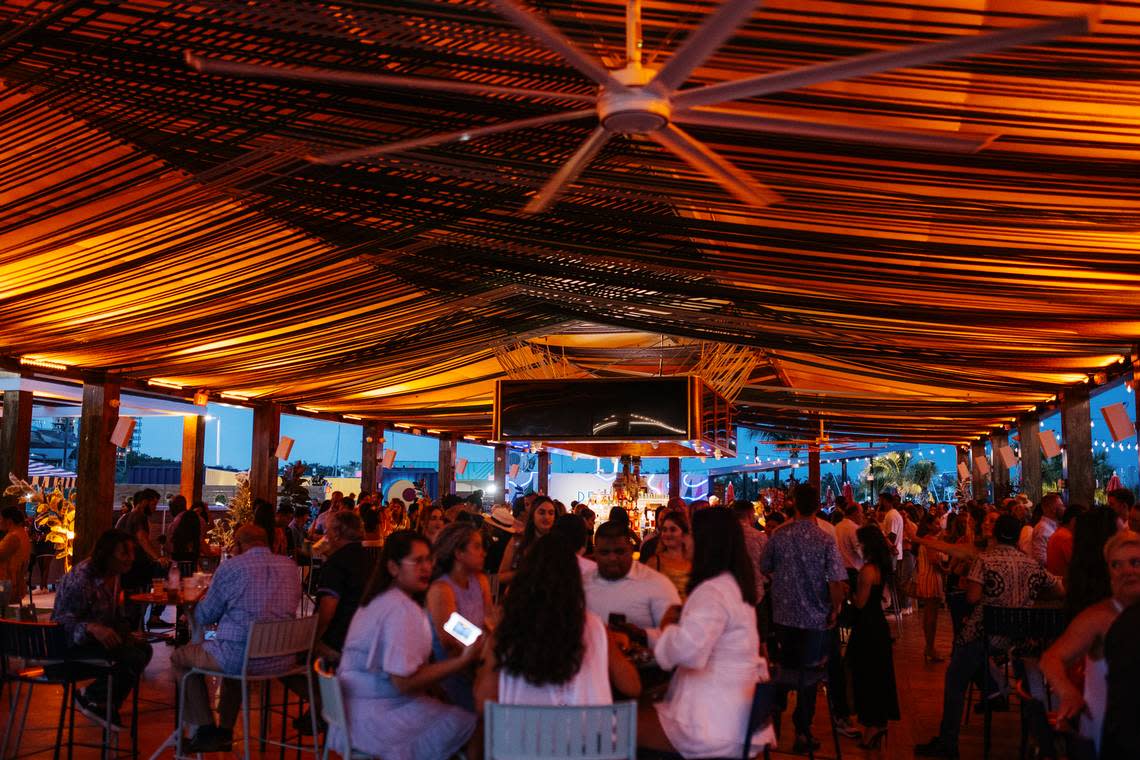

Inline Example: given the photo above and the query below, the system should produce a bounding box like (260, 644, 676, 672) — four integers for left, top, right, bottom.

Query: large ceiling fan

(186, 1, 1087, 213)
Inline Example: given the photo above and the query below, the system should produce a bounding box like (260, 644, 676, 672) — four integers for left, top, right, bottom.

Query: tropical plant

(862, 451, 938, 500)
(279, 460, 312, 510)
(207, 471, 252, 549)
(5, 475, 76, 569)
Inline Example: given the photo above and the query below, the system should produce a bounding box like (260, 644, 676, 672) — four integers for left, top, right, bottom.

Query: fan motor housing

(598, 88, 671, 133)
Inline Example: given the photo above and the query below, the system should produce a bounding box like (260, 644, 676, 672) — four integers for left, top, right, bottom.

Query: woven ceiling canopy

(0, 0, 1137, 444)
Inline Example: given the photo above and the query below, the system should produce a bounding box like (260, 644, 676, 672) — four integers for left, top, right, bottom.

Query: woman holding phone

(330, 530, 480, 760)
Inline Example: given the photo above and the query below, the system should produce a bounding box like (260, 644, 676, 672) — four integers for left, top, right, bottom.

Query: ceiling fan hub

(597, 86, 671, 134)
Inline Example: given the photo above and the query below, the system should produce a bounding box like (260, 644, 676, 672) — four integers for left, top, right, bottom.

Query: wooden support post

(493, 444, 508, 502)
(74, 380, 119, 562)
(990, 431, 1010, 501)
(361, 422, 384, 496)
(1018, 415, 1042, 504)
(0, 390, 33, 484)
(668, 457, 681, 501)
(249, 403, 280, 506)
(808, 448, 821, 492)
(1061, 384, 1094, 507)
(970, 440, 988, 502)
(537, 449, 551, 495)
(180, 415, 206, 505)
(840, 459, 848, 485)
(1133, 345, 1140, 477)
(438, 433, 457, 499)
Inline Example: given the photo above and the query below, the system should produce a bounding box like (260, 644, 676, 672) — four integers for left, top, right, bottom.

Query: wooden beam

(249, 402, 280, 506)
(438, 433, 458, 498)
(74, 380, 119, 562)
(537, 449, 551, 494)
(1018, 415, 1042, 504)
(180, 415, 206, 505)
(1060, 384, 1094, 506)
(970, 440, 988, 502)
(361, 421, 384, 496)
(990, 430, 1010, 501)
(668, 457, 681, 500)
(0, 390, 33, 484)
(493, 443, 508, 501)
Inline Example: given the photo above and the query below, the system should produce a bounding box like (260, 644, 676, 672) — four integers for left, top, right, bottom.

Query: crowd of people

(4, 480, 1137, 759)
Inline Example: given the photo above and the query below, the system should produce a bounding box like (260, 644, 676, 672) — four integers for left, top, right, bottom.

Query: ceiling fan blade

(650, 0, 764, 92)
(650, 124, 781, 206)
(485, 0, 624, 89)
(674, 15, 1088, 109)
(185, 52, 595, 103)
(675, 108, 996, 152)
(524, 126, 611, 214)
(308, 110, 594, 165)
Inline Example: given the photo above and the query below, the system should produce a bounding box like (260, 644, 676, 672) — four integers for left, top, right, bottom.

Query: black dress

(846, 582, 901, 727)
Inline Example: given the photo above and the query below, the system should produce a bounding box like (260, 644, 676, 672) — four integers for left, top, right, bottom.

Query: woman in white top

(638, 507, 776, 759)
(331, 530, 481, 760)
(1041, 530, 1140, 756)
(476, 533, 640, 708)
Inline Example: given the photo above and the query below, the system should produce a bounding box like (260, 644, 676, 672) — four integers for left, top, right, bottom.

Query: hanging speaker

(1102, 402, 1134, 442)
(997, 446, 1018, 469)
(1040, 430, 1062, 458)
(973, 455, 990, 476)
(274, 436, 295, 460)
(957, 462, 970, 480)
(382, 449, 397, 469)
(110, 417, 136, 448)
(456, 457, 468, 476)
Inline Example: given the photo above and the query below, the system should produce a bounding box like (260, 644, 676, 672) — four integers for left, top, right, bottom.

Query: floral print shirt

(51, 559, 124, 645)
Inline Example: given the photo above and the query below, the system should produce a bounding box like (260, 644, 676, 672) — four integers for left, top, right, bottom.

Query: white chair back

(484, 701, 637, 760)
(244, 615, 318, 665)
(314, 659, 352, 759)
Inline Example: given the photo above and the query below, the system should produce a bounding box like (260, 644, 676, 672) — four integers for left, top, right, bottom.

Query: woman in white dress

(1041, 530, 1140, 757)
(330, 530, 481, 760)
(475, 533, 639, 707)
(637, 507, 776, 759)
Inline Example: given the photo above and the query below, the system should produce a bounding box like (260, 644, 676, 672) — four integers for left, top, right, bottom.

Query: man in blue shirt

(172, 524, 301, 752)
(761, 484, 847, 754)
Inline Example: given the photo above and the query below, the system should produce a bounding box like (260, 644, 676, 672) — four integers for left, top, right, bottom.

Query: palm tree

(863, 451, 938, 500)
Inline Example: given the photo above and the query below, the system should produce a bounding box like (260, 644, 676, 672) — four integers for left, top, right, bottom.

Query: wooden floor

(3, 596, 1022, 759)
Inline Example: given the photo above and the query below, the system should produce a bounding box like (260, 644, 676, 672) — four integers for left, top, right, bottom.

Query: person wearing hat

(916, 513, 1064, 759)
(483, 505, 521, 574)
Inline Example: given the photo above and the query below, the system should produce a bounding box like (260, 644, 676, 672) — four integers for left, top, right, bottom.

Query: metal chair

(981, 605, 1067, 760)
(0, 619, 139, 760)
(483, 701, 637, 760)
(176, 615, 320, 760)
(313, 658, 376, 760)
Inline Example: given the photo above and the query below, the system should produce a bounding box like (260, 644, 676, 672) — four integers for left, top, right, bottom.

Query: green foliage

(862, 451, 938, 500)
(279, 460, 312, 509)
(208, 471, 251, 549)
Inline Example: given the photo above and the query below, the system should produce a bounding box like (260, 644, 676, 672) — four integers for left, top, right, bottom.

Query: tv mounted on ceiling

(493, 376, 735, 456)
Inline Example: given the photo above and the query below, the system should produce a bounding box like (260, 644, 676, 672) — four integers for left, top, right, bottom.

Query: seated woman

(1040, 530, 1140, 758)
(638, 507, 775, 759)
(475, 533, 640, 707)
(427, 522, 493, 710)
(416, 505, 447, 545)
(330, 530, 480, 760)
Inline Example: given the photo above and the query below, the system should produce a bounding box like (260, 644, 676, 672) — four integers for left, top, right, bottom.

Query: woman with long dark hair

(428, 522, 493, 710)
(846, 525, 901, 749)
(497, 495, 555, 582)
(252, 498, 287, 555)
(329, 530, 479, 760)
(637, 507, 774, 758)
(170, 500, 204, 572)
(1065, 507, 1119, 620)
(475, 533, 639, 707)
(645, 510, 692, 601)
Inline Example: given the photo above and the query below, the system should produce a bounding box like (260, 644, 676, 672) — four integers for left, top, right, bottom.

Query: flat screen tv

(495, 377, 693, 441)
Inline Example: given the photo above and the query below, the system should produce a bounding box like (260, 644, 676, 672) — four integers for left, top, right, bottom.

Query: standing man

(1106, 488, 1135, 531)
(835, 500, 864, 586)
(881, 493, 909, 613)
(1030, 493, 1064, 567)
(732, 499, 767, 599)
(173, 524, 301, 752)
(760, 484, 847, 754)
(121, 488, 170, 629)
